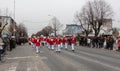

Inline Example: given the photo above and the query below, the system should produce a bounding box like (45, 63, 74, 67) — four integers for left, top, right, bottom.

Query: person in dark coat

(10, 36, 15, 51)
(109, 36, 115, 50)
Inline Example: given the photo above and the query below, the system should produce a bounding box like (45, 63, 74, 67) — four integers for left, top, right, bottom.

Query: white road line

(27, 67, 31, 71)
(63, 50, 120, 71)
(6, 56, 47, 60)
(78, 50, 120, 63)
(6, 63, 18, 71)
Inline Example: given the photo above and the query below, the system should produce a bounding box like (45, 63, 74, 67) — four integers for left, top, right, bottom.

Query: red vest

(60, 38, 63, 43)
(71, 38, 75, 44)
(56, 38, 60, 44)
(49, 38, 54, 45)
(63, 38, 68, 43)
(36, 39, 40, 46)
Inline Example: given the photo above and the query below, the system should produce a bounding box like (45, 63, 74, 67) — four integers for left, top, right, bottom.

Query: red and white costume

(50, 38, 54, 50)
(60, 37, 63, 48)
(55, 38, 61, 52)
(35, 38, 41, 53)
(63, 37, 68, 49)
(71, 37, 76, 51)
(31, 37, 37, 48)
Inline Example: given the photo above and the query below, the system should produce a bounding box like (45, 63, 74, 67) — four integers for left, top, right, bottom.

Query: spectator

(117, 37, 120, 51)
(0, 35, 4, 61)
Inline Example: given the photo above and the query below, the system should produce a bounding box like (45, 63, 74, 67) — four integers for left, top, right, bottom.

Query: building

(0, 16, 16, 37)
(63, 24, 82, 36)
(99, 19, 112, 35)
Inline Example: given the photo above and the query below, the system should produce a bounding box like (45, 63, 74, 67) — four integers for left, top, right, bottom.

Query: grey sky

(0, 0, 120, 36)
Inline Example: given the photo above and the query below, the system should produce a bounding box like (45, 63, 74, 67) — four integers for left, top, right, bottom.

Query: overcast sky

(0, 0, 120, 36)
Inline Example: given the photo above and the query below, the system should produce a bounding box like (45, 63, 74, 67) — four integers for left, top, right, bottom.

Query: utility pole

(14, 0, 15, 20)
(54, 17, 57, 37)
(13, 0, 16, 36)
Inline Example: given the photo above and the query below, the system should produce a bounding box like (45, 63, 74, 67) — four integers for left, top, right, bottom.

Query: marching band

(28, 35, 76, 53)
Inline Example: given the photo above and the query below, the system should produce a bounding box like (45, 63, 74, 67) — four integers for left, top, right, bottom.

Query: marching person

(60, 37, 63, 49)
(35, 36, 41, 53)
(46, 36, 50, 49)
(63, 36, 68, 50)
(71, 36, 76, 52)
(31, 36, 37, 49)
(50, 37, 54, 50)
(55, 36, 61, 53)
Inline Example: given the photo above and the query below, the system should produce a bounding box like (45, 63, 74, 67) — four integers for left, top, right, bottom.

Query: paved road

(0, 44, 120, 71)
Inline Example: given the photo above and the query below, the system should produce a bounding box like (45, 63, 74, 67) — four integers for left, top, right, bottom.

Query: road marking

(6, 63, 18, 71)
(63, 50, 120, 71)
(78, 50, 120, 63)
(27, 67, 31, 71)
(6, 56, 47, 60)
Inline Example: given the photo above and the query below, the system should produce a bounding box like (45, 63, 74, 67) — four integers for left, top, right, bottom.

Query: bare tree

(75, 0, 113, 37)
(49, 17, 63, 36)
(17, 23, 28, 37)
(36, 26, 53, 36)
(0, 23, 8, 35)
(75, 9, 92, 37)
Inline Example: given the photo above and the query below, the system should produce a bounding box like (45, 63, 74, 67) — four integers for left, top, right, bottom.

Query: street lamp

(48, 15, 57, 36)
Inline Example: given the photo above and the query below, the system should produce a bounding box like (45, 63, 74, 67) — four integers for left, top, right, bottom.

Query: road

(0, 43, 120, 71)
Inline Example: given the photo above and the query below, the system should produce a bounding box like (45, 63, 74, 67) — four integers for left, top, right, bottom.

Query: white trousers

(51, 45, 54, 50)
(71, 44, 74, 50)
(47, 43, 50, 49)
(32, 43, 36, 49)
(65, 43, 68, 49)
(56, 44, 61, 51)
(36, 46, 40, 53)
(61, 43, 63, 48)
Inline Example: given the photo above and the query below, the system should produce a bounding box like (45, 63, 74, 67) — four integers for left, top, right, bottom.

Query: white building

(0, 16, 16, 37)
(99, 19, 112, 35)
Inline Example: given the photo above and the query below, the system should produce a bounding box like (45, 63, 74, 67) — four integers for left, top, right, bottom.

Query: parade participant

(43, 37, 46, 46)
(53, 36, 57, 50)
(55, 36, 61, 52)
(45, 36, 48, 47)
(47, 37, 51, 49)
(33, 36, 37, 49)
(50, 37, 54, 50)
(35, 36, 41, 53)
(63, 36, 68, 50)
(40, 35, 45, 46)
(31, 37, 35, 48)
(60, 37, 63, 49)
(71, 36, 76, 52)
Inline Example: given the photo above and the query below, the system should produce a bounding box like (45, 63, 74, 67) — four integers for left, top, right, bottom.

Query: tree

(36, 26, 53, 36)
(17, 23, 28, 37)
(0, 23, 8, 35)
(49, 17, 63, 36)
(75, 10, 92, 37)
(75, 0, 113, 37)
